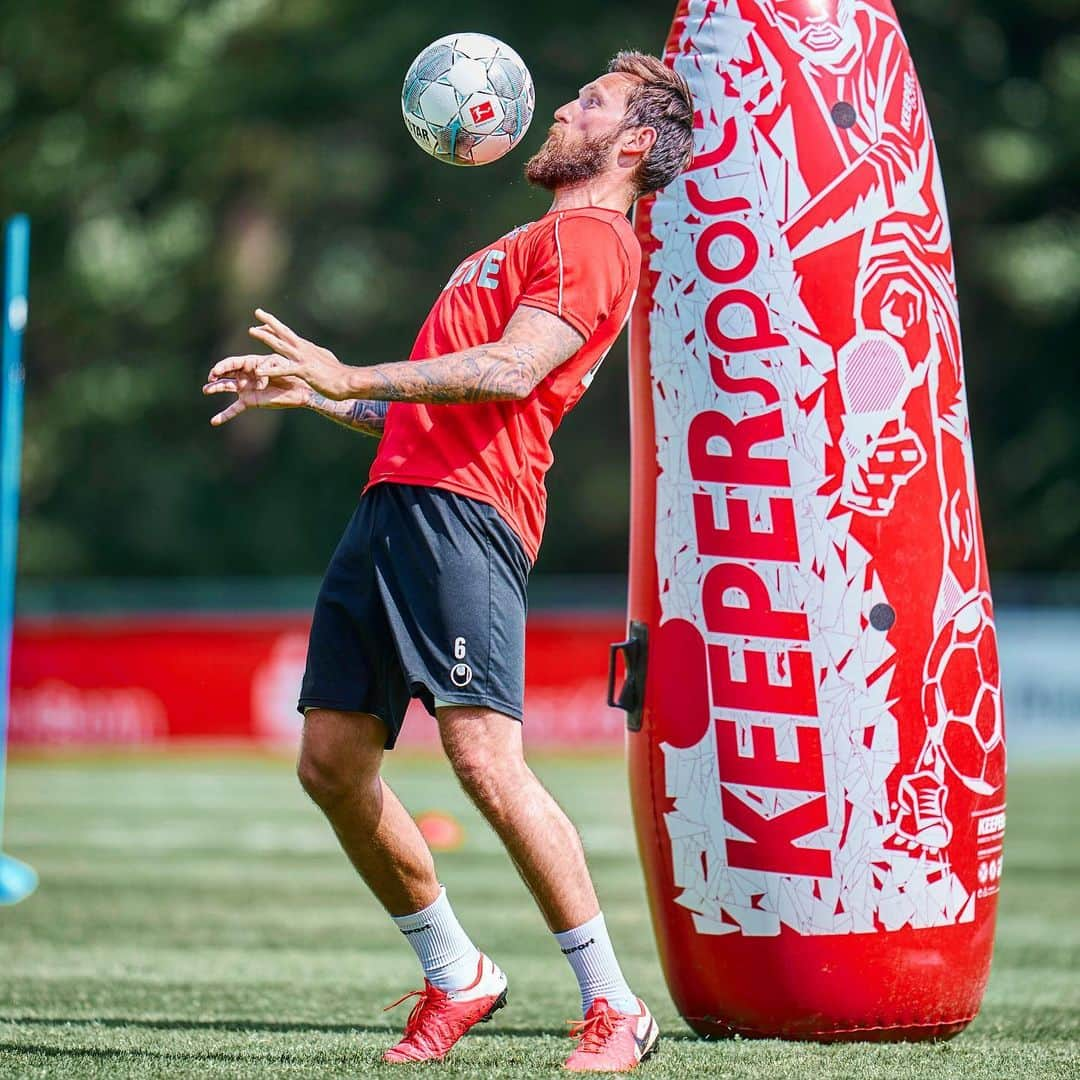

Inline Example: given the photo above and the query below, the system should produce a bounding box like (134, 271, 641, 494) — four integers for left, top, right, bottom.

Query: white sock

(555, 912, 637, 1015)
(391, 886, 482, 992)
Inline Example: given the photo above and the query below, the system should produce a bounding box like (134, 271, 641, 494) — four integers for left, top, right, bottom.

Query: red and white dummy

(623, 0, 1004, 1040)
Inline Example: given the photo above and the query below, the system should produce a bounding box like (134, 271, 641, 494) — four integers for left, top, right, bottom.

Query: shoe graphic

(895, 771, 953, 850)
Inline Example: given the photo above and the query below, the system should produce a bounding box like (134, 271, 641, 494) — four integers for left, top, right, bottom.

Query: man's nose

(553, 102, 573, 124)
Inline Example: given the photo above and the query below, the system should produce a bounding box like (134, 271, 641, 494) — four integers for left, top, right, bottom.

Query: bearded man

(203, 51, 693, 1072)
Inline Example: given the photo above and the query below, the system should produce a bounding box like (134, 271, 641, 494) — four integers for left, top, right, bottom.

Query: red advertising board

(10, 612, 626, 749)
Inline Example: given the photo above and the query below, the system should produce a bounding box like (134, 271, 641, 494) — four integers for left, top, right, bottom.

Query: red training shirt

(365, 206, 641, 564)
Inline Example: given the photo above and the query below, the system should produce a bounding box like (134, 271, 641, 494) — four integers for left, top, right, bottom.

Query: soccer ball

(402, 32, 535, 167)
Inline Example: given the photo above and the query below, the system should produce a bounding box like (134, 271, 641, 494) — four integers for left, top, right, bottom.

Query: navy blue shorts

(298, 483, 530, 748)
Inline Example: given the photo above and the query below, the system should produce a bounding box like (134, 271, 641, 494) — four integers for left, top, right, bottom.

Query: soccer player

(203, 52, 693, 1072)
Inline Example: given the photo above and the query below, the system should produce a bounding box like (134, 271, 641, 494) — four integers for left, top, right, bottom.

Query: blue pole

(0, 214, 36, 904)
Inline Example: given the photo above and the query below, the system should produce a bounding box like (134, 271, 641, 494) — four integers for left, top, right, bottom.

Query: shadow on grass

(0, 1041, 321, 1066)
(0, 1015, 566, 1039)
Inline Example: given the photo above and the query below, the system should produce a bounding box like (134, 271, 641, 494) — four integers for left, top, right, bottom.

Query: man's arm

(207, 304, 586, 405)
(201, 371, 388, 434)
(347, 305, 584, 404)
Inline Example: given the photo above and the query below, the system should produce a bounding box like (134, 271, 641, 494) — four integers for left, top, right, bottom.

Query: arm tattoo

(308, 393, 388, 437)
(348, 306, 586, 405)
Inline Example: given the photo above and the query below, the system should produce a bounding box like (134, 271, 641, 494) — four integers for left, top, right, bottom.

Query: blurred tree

(0, 0, 1077, 579)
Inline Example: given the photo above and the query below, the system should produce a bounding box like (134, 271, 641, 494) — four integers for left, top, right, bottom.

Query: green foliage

(0, 0, 1077, 577)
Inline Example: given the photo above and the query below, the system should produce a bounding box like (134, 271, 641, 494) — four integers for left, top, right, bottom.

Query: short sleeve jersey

(365, 206, 641, 564)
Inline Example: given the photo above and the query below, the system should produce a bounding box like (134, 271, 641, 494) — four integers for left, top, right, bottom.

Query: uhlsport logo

(450, 636, 473, 687)
(560, 938, 595, 955)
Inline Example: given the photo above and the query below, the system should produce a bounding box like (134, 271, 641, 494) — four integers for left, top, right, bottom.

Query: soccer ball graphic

(923, 593, 1005, 797)
(402, 33, 534, 166)
(893, 593, 1005, 851)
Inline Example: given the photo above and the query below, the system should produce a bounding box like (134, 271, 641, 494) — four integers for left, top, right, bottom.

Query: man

(203, 51, 693, 1072)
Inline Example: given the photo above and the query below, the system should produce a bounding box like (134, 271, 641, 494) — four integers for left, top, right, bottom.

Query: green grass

(0, 753, 1077, 1078)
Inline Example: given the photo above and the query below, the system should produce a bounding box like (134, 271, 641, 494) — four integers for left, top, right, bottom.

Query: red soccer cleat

(381, 954, 508, 1063)
(563, 997, 660, 1072)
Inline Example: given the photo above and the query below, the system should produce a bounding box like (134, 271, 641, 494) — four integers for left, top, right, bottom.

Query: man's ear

(620, 125, 658, 159)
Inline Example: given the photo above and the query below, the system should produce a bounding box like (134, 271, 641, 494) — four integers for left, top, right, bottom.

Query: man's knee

(297, 709, 384, 809)
(446, 743, 497, 800)
(440, 711, 526, 810)
(296, 745, 351, 808)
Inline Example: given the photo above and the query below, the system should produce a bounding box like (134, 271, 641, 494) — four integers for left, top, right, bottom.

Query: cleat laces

(384, 986, 457, 1047)
(568, 1006, 622, 1054)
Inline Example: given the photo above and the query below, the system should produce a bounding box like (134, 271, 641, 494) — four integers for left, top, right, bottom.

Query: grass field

(0, 753, 1077, 1079)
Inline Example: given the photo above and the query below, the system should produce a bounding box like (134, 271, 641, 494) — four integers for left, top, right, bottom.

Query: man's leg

(297, 706, 485, 987)
(296, 707, 438, 916)
(436, 704, 598, 932)
(297, 706, 507, 1064)
(438, 704, 659, 1071)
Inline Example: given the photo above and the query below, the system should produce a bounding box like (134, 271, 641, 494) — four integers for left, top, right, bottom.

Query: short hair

(608, 51, 694, 196)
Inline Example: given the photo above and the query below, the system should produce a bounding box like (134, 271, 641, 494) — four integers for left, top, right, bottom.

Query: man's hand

(207, 309, 353, 400)
(206, 302, 586, 411)
(202, 370, 311, 427)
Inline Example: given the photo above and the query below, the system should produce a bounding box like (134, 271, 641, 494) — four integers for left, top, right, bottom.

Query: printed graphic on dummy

(645, 0, 1001, 936)
(893, 593, 1004, 852)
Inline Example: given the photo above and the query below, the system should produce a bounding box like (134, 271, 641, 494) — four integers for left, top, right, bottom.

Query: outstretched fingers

(209, 398, 248, 426)
(202, 378, 246, 395)
(254, 308, 300, 344)
(208, 354, 259, 381)
(207, 353, 292, 383)
(205, 312, 313, 428)
(248, 323, 292, 357)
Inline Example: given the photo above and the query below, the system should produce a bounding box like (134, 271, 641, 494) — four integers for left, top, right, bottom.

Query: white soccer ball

(402, 32, 535, 167)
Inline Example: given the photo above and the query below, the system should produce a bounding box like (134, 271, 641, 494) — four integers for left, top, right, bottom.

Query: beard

(524, 125, 617, 190)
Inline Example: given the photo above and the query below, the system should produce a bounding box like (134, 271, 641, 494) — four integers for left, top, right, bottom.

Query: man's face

(525, 72, 636, 190)
(769, 0, 857, 66)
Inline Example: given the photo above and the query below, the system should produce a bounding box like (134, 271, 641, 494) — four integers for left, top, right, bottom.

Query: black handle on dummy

(607, 620, 648, 732)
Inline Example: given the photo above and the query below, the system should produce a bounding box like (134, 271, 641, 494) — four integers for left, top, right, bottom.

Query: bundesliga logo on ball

(402, 33, 535, 166)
